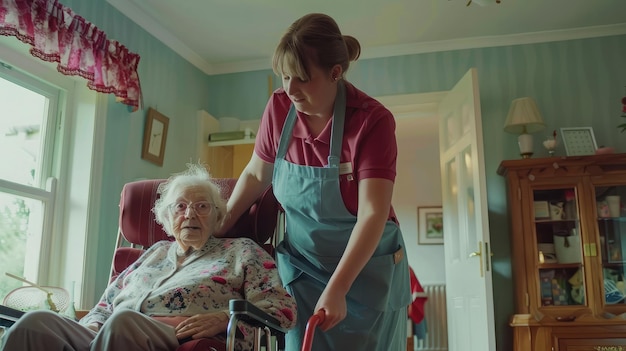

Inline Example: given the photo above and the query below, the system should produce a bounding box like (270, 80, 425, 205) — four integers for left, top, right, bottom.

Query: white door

(439, 68, 496, 351)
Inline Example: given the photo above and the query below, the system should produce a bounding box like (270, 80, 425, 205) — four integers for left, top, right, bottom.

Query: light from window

(0, 71, 59, 302)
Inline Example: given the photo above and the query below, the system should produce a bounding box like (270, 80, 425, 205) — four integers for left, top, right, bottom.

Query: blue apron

(273, 81, 411, 351)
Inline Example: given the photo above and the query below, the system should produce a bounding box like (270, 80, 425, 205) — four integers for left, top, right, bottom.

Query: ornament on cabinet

(542, 130, 558, 156)
(568, 269, 584, 304)
(604, 279, 625, 304)
(595, 146, 615, 155)
(553, 229, 581, 264)
(548, 201, 565, 220)
(537, 243, 557, 264)
(597, 201, 610, 218)
(564, 190, 576, 220)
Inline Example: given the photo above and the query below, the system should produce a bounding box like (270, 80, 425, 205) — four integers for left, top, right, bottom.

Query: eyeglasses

(169, 201, 215, 216)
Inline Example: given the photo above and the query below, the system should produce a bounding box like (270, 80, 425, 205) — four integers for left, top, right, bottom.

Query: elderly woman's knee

(103, 309, 147, 331)
(14, 310, 60, 329)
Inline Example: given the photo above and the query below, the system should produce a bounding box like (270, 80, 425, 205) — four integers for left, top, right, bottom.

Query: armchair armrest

(226, 299, 287, 351)
(75, 310, 89, 320)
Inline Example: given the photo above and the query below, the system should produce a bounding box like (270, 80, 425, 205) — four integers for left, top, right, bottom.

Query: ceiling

(107, 0, 626, 76)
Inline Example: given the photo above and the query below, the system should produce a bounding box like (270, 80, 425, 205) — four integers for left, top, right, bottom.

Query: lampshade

(503, 97, 546, 135)
(504, 97, 546, 159)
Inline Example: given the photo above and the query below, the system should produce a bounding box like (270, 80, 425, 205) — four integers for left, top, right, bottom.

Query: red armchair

(108, 178, 283, 351)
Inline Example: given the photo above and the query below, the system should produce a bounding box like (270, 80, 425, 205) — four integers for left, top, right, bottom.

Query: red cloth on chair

(408, 266, 427, 324)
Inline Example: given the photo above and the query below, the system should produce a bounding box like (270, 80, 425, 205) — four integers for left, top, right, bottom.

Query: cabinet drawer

(559, 338, 626, 351)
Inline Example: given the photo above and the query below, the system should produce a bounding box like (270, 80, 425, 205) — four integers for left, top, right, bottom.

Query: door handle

(469, 241, 484, 277)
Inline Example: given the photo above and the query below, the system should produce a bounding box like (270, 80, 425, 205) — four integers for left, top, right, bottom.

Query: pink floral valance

(0, 0, 142, 110)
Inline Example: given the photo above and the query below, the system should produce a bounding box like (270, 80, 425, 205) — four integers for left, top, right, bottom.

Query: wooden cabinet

(202, 143, 254, 178)
(196, 110, 256, 178)
(499, 154, 626, 351)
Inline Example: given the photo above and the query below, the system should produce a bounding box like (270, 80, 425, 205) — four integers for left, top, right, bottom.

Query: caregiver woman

(217, 13, 411, 351)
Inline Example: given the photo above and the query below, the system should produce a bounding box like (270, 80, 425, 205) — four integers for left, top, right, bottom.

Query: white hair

(153, 163, 226, 236)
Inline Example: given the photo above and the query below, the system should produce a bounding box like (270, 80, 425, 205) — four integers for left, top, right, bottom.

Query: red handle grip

(301, 309, 325, 351)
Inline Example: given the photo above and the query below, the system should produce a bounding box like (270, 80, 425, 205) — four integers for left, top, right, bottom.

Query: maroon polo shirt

(256, 81, 398, 220)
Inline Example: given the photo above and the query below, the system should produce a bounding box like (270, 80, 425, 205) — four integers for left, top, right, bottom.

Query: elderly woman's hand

(173, 311, 230, 340)
(85, 323, 100, 333)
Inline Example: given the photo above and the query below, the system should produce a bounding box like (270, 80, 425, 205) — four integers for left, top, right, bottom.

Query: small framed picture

(141, 108, 169, 166)
(417, 206, 443, 245)
(560, 127, 597, 156)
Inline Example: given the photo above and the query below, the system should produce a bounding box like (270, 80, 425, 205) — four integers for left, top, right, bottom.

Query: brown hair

(272, 13, 361, 81)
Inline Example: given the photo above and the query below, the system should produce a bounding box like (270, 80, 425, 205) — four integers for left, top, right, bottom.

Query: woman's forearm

(328, 214, 386, 294)
(328, 178, 394, 294)
(218, 154, 273, 235)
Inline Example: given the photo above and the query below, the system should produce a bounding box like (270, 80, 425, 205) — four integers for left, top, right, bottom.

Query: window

(0, 37, 103, 308)
(0, 66, 62, 299)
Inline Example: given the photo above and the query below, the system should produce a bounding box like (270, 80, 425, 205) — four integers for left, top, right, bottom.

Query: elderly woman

(1, 164, 296, 351)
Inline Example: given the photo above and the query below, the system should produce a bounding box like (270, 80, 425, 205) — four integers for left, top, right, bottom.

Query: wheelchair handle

(301, 309, 325, 351)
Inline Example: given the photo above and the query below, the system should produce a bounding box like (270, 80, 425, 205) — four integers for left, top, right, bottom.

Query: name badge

(339, 162, 353, 175)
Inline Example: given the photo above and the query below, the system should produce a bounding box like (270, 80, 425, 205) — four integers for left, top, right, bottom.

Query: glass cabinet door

(596, 185, 626, 306)
(533, 188, 585, 308)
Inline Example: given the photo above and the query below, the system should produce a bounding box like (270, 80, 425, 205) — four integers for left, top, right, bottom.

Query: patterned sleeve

(238, 239, 297, 329)
(78, 241, 168, 326)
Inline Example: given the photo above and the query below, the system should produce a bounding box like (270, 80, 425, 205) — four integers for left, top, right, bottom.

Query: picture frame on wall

(417, 206, 444, 245)
(560, 127, 597, 156)
(141, 108, 169, 166)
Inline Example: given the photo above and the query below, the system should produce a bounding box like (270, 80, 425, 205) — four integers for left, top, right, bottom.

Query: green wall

(57, 1, 626, 349)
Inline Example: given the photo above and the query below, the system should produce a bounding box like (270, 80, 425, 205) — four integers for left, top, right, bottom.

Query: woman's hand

(85, 322, 100, 332)
(173, 311, 230, 340)
(315, 287, 347, 331)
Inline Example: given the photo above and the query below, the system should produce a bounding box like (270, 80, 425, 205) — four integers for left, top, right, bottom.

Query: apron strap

(276, 105, 297, 160)
(327, 80, 346, 169)
(275, 80, 347, 166)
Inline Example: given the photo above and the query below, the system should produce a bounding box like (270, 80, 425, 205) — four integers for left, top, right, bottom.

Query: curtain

(0, 0, 142, 111)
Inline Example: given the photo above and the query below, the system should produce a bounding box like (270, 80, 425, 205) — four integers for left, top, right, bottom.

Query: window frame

(0, 66, 63, 285)
(0, 36, 104, 308)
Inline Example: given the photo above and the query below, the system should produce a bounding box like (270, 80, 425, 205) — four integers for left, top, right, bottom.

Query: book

(208, 131, 247, 142)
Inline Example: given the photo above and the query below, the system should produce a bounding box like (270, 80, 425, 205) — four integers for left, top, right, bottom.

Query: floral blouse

(80, 236, 297, 350)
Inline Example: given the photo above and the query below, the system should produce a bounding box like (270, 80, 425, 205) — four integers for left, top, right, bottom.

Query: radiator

(415, 284, 448, 351)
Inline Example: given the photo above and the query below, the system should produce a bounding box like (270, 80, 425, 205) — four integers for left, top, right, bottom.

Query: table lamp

(503, 97, 546, 158)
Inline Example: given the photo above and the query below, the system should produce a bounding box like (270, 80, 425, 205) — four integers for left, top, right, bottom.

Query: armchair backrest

(110, 178, 280, 281)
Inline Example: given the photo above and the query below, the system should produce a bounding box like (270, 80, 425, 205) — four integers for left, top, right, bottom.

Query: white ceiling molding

(106, 0, 214, 74)
(106, 0, 626, 76)
(361, 23, 626, 61)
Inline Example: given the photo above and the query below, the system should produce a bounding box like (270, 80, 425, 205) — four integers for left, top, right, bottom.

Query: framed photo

(141, 108, 169, 166)
(560, 127, 597, 156)
(418, 206, 443, 245)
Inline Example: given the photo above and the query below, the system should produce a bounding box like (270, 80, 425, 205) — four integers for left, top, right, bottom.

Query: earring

(332, 76, 339, 81)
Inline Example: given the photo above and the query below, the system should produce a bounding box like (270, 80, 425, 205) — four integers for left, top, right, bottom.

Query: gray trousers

(0, 309, 180, 351)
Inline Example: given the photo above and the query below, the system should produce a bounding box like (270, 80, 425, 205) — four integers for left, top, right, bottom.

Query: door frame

(377, 88, 496, 349)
